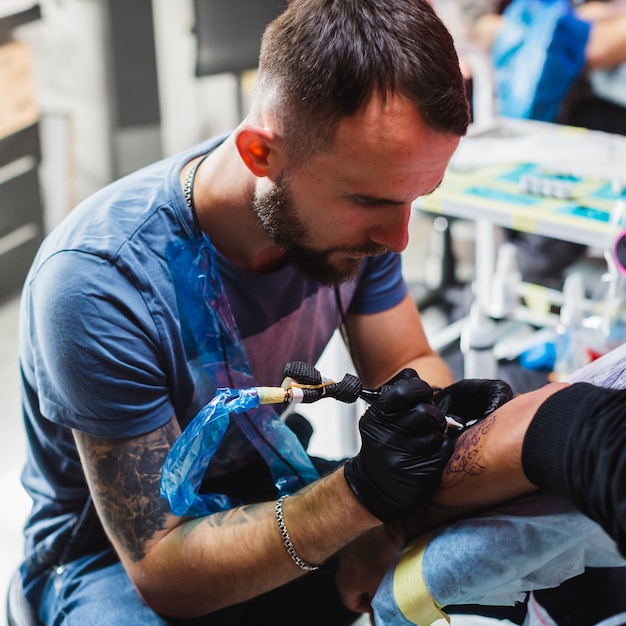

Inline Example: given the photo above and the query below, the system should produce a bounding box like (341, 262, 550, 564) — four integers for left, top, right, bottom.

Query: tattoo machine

(270, 361, 463, 430)
(161, 361, 461, 518)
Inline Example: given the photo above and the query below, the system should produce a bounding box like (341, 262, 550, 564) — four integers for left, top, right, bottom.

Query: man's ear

(235, 126, 279, 178)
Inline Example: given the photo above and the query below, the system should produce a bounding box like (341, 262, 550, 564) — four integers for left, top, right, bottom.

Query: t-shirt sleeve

(26, 251, 174, 437)
(347, 252, 408, 315)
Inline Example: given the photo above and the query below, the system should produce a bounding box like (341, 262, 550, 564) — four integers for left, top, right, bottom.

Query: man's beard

(253, 174, 386, 286)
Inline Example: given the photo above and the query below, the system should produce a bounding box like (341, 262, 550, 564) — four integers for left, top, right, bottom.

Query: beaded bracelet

(275, 496, 319, 572)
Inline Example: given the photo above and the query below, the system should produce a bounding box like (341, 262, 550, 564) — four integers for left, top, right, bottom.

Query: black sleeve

(522, 382, 626, 557)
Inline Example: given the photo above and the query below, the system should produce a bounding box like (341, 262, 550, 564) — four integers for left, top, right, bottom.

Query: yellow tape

(256, 387, 288, 404)
(393, 532, 450, 626)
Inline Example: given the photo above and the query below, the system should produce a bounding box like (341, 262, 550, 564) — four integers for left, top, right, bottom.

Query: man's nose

(368, 205, 412, 253)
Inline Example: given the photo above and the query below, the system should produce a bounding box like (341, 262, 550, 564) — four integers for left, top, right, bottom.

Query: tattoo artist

(14, 1, 476, 624)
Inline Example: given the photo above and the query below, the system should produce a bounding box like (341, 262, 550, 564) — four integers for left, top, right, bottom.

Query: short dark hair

(255, 0, 470, 161)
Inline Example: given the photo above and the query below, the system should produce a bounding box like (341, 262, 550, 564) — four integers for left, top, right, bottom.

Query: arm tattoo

(442, 413, 496, 488)
(388, 414, 498, 543)
(200, 503, 265, 529)
(74, 419, 179, 562)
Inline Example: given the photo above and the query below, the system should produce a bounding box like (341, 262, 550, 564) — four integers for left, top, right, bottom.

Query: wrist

(341, 462, 386, 526)
(276, 470, 379, 571)
(275, 496, 320, 571)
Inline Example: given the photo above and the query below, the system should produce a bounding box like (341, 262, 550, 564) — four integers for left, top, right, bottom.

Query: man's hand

(434, 378, 513, 437)
(344, 369, 452, 523)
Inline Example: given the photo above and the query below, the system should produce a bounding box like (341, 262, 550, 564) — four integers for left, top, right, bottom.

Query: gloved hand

(344, 369, 452, 523)
(433, 379, 514, 437)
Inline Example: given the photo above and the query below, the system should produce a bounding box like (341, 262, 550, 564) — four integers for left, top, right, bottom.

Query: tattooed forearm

(441, 413, 496, 488)
(201, 503, 265, 528)
(74, 418, 179, 562)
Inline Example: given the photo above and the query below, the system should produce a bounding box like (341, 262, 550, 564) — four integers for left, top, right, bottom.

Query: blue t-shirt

(18, 135, 407, 583)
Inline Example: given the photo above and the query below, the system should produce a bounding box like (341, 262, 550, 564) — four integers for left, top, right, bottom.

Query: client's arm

(388, 381, 567, 542)
(337, 378, 544, 613)
(398, 379, 626, 548)
(338, 379, 626, 615)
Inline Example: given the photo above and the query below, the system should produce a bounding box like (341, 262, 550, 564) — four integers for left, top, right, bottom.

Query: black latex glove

(344, 369, 453, 523)
(433, 378, 514, 437)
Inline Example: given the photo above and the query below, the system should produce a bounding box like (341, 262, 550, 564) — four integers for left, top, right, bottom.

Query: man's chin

(304, 258, 361, 286)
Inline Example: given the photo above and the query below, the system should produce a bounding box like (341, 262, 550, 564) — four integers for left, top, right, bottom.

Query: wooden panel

(0, 41, 39, 138)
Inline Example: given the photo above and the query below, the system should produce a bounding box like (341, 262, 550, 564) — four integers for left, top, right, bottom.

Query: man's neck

(186, 138, 286, 273)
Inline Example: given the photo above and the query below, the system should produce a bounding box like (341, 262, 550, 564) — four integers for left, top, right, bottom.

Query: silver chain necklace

(183, 154, 209, 214)
(183, 160, 199, 211)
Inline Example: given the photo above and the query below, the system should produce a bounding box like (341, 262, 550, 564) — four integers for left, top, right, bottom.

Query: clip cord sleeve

(162, 237, 319, 516)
